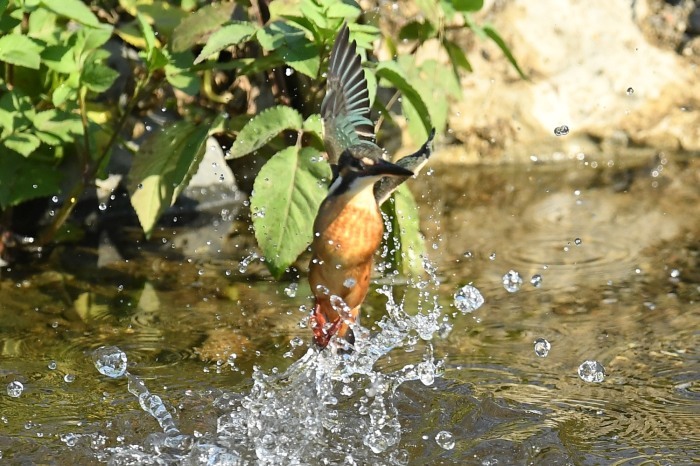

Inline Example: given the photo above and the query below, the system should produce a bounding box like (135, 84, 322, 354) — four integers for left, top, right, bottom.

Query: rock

(444, 0, 700, 161)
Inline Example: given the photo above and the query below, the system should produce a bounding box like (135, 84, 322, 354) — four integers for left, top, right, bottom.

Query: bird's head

(328, 145, 414, 196)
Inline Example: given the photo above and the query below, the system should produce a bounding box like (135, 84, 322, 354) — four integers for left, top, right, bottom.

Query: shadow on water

(0, 153, 698, 464)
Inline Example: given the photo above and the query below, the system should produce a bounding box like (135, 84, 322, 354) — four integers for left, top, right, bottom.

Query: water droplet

(578, 360, 605, 383)
(63, 374, 75, 383)
(626, 87, 634, 95)
(574, 238, 582, 245)
(553, 125, 569, 136)
(530, 274, 543, 288)
(51, 195, 59, 203)
(290, 336, 304, 347)
(343, 278, 356, 288)
(489, 252, 497, 261)
(534, 338, 551, 357)
(417, 361, 435, 386)
(435, 430, 455, 450)
(284, 282, 298, 297)
(47, 360, 57, 370)
(670, 269, 680, 279)
(463, 251, 473, 258)
(60, 432, 79, 447)
(285, 68, 294, 76)
(437, 322, 453, 339)
(92, 346, 128, 378)
(98, 202, 107, 211)
(7, 381, 23, 398)
(502, 270, 523, 292)
(453, 285, 484, 314)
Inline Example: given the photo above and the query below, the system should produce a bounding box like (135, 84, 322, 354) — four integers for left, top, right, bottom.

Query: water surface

(0, 153, 698, 464)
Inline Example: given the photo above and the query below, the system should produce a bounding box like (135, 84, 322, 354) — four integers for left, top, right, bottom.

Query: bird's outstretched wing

(321, 23, 375, 164)
(374, 128, 436, 205)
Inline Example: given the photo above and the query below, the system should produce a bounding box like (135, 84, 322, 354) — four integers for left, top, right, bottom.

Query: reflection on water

(0, 154, 698, 464)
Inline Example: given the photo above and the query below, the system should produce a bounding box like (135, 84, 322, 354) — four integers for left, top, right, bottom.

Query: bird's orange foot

(310, 304, 344, 349)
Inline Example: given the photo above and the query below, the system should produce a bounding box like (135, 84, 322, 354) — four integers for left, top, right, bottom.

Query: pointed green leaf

(0, 35, 42, 69)
(40, 0, 101, 27)
(283, 40, 320, 78)
(81, 60, 119, 92)
(3, 132, 41, 156)
(443, 39, 472, 74)
(375, 61, 432, 136)
(171, 2, 238, 53)
(0, 151, 63, 209)
(127, 120, 211, 238)
(251, 146, 331, 278)
(483, 25, 527, 79)
(193, 21, 257, 64)
(227, 106, 303, 159)
(383, 184, 425, 276)
(0, 0, 8, 16)
(33, 109, 83, 145)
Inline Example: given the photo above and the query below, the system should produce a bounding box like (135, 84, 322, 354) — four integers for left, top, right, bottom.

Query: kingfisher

(309, 24, 435, 349)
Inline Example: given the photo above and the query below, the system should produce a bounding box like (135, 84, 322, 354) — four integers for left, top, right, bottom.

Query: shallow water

(0, 153, 698, 465)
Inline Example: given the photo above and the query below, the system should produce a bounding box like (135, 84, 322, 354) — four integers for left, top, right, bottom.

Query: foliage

(0, 0, 524, 280)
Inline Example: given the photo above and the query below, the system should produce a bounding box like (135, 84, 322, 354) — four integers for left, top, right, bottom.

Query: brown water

(0, 153, 698, 464)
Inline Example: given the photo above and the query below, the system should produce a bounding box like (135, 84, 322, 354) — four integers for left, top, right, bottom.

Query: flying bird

(309, 23, 435, 349)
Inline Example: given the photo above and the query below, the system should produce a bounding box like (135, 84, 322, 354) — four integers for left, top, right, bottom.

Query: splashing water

(92, 268, 461, 464)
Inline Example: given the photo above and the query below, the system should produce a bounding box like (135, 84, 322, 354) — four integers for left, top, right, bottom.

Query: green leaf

(483, 25, 527, 79)
(81, 25, 114, 52)
(326, 1, 361, 19)
(250, 146, 331, 278)
(227, 106, 303, 159)
(0, 35, 43, 69)
(166, 51, 200, 95)
(81, 60, 119, 92)
(137, 12, 157, 52)
(399, 21, 436, 42)
(193, 21, 257, 65)
(383, 184, 426, 276)
(52, 72, 79, 107)
(33, 109, 83, 145)
(127, 121, 211, 238)
(42, 45, 78, 74)
(302, 114, 322, 140)
(40, 0, 101, 27)
(0, 151, 63, 209)
(284, 40, 320, 78)
(3, 132, 41, 156)
(171, 1, 238, 53)
(299, 0, 327, 29)
(375, 61, 432, 137)
(451, 0, 484, 12)
(443, 39, 472, 74)
(0, 0, 8, 16)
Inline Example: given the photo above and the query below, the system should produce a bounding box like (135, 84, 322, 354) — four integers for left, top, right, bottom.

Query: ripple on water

(501, 237, 635, 288)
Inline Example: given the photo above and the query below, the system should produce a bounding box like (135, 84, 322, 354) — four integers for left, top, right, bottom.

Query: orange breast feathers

(309, 193, 384, 308)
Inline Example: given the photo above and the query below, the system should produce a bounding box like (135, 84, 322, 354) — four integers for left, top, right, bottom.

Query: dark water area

(0, 153, 698, 465)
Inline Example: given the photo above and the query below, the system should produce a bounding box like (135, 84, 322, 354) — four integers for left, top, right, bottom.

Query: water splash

(93, 274, 455, 464)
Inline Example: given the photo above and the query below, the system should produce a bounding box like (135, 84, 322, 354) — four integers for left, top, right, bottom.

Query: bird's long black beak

(366, 158, 414, 177)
